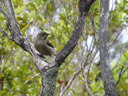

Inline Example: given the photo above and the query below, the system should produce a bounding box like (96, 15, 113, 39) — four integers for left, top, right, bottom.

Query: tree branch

(0, 0, 96, 96)
(99, 0, 120, 96)
(1, 0, 49, 72)
(55, 0, 96, 66)
(81, 62, 94, 96)
(116, 57, 128, 85)
(41, 0, 96, 95)
(60, 69, 80, 96)
(3, 0, 31, 52)
(0, 27, 12, 40)
(112, 42, 127, 71)
(0, 6, 9, 21)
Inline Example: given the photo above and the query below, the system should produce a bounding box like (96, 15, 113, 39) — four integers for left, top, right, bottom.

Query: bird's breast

(34, 40, 55, 56)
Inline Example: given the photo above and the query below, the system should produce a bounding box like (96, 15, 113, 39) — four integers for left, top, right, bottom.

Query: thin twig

(0, 6, 9, 20)
(87, 49, 98, 77)
(24, 73, 40, 84)
(90, 16, 97, 34)
(59, 69, 80, 96)
(116, 57, 128, 85)
(109, 28, 123, 47)
(77, 43, 94, 96)
(102, 42, 128, 96)
(0, 27, 12, 40)
(81, 61, 94, 96)
(112, 42, 128, 71)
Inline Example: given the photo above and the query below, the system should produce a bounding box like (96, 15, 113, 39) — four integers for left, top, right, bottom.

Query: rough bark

(0, 0, 95, 96)
(56, 0, 95, 66)
(99, 0, 120, 96)
(41, 0, 95, 95)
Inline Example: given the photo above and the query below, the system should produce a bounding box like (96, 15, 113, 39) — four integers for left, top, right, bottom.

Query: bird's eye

(42, 33, 45, 36)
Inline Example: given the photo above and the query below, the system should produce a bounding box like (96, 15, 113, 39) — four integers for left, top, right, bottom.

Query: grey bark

(99, 0, 120, 96)
(56, 0, 95, 66)
(0, 0, 95, 96)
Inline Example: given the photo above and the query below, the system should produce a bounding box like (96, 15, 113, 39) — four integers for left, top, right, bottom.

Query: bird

(34, 32, 55, 56)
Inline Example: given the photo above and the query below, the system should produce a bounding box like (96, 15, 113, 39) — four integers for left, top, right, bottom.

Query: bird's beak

(46, 33, 50, 36)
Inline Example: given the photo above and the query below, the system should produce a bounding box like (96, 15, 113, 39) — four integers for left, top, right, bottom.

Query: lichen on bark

(42, 67, 58, 96)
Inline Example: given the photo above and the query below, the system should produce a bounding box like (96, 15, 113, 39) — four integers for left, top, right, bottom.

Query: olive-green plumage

(34, 32, 55, 56)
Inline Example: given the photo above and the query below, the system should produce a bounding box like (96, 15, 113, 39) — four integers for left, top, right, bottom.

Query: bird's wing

(47, 40, 54, 48)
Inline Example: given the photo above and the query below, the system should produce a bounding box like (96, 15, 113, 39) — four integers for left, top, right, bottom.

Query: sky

(109, 0, 128, 43)
(119, 27, 128, 43)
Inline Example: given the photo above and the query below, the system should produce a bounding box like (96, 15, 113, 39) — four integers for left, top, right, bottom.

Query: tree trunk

(99, 0, 120, 96)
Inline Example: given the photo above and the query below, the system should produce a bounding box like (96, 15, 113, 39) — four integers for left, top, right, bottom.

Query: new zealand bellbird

(34, 32, 55, 56)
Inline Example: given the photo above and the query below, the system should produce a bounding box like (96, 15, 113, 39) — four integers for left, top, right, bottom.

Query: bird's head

(37, 32, 49, 40)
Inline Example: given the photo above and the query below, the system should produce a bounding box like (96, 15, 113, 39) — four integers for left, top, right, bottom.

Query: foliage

(0, 0, 128, 95)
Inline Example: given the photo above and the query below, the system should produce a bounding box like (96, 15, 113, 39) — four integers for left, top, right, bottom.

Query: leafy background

(0, 0, 128, 96)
